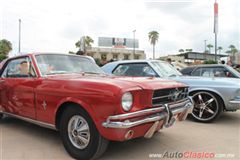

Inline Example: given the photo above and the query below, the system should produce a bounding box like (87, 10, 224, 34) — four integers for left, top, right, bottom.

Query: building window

(134, 55, 140, 59)
(113, 54, 118, 60)
(124, 54, 129, 60)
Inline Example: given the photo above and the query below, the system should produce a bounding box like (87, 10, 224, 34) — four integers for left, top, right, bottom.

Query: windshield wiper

(168, 74, 177, 77)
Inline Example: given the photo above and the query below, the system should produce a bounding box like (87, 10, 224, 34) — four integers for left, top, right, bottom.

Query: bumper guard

(102, 97, 194, 129)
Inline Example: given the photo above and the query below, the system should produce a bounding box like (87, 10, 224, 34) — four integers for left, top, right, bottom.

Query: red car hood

(46, 74, 186, 90)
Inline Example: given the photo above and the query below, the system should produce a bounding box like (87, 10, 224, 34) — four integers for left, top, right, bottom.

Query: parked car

(102, 60, 240, 123)
(180, 64, 240, 78)
(0, 53, 193, 160)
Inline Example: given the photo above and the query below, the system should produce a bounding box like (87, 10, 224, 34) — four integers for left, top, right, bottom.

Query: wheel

(190, 91, 223, 123)
(0, 113, 3, 119)
(60, 105, 109, 160)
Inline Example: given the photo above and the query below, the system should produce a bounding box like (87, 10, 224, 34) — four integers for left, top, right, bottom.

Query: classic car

(0, 53, 193, 160)
(180, 64, 240, 78)
(102, 60, 240, 123)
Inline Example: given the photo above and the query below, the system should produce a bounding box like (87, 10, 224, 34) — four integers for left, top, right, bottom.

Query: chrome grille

(152, 87, 188, 106)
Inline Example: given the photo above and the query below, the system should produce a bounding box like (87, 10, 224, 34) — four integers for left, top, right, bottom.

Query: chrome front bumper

(102, 97, 194, 129)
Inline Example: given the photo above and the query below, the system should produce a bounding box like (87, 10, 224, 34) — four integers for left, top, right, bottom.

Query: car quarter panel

(172, 76, 240, 110)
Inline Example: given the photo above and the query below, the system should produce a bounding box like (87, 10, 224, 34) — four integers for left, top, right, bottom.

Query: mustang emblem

(169, 88, 182, 101)
(42, 101, 47, 110)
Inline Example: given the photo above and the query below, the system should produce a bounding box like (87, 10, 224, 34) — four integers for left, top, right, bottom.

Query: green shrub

(203, 60, 217, 64)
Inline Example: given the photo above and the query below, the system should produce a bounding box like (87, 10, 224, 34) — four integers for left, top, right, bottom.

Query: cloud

(0, 0, 239, 58)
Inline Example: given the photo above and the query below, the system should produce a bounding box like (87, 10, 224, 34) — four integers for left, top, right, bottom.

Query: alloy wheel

(191, 91, 219, 122)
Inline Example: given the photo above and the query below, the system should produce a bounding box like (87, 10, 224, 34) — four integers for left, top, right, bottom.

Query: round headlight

(121, 92, 133, 111)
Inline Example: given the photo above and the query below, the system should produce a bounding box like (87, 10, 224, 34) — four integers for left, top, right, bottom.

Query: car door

(0, 56, 38, 119)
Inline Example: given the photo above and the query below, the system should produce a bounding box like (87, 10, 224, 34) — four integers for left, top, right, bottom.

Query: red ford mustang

(0, 53, 193, 160)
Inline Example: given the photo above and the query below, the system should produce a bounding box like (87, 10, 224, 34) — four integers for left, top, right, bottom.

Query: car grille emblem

(169, 88, 182, 102)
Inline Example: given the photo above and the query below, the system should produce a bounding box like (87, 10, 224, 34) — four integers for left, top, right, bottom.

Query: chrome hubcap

(192, 92, 218, 121)
(68, 115, 90, 149)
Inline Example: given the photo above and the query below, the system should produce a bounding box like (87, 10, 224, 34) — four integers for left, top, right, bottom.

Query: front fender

(55, 97, 118, 141)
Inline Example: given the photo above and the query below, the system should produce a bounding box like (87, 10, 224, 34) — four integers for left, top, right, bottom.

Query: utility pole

(204, 40, 207, 60)
(18, 19, 21, 53)
(204, 40, 207, 52)
(214, 0, 218, 62)
(133, 30, 136, 59)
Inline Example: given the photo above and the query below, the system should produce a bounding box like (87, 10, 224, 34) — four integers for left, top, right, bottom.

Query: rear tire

(59, 105, 109, 160)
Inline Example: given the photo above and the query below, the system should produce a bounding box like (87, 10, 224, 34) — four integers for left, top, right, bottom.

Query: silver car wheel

(191, 91, 219, 121)
(67, 115, 90, 149)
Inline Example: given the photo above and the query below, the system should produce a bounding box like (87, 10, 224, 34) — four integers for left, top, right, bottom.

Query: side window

(113, 63, 158, 77)
(1, 57, 36, 78)
(192, 68, 202, 76)
(181, 67, 194, 75)
(213, 67, 233, 77)
(201, 68, 214, 77)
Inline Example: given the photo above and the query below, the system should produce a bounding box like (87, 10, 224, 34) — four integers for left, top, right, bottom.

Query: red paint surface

(0, 53, 186, 141)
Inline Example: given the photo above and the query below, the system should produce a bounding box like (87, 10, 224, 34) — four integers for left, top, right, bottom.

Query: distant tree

(207, 44, 214, 53)
(148, 31, 159, 59)
(226, 45, 238, 59)
(68, 51, 75, 54)
(75, 36, 94, 53)
(217, 46, 223, 54)
(229, 45, 236, 51)
(178, 49, 184, 53)
(185, 49, 193, 52)
(0, 54, 7, 62)
(0, 39, 12, 56)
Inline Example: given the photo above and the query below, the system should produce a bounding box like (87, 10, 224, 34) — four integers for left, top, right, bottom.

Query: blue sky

(0, 0, 239, 58)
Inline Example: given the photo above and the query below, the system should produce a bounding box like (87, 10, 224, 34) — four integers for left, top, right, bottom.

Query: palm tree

(217, 46, 223, 54)
(226, 45, 238, 63)
(75, 36, 94, 53)
(207, 44, 214, 53)
(226, 45, 238, 56)
(178, 49, 184, 53)
(229, 45, 236, 51)
(148, 31, 159, 59)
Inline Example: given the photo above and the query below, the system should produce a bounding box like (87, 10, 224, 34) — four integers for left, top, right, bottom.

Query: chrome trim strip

(106, 107, 165, 121)
(152, 93, 188, 100)
(152, 95, 169, 100)
(2, 112, 57, 130)
(152, 98, 189, 107)
(229, 100, 240, 104)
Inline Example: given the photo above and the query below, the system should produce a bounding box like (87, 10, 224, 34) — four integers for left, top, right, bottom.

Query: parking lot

(0, 111, 239, 160)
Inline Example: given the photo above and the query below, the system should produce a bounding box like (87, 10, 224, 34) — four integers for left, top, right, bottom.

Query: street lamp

(133, 30, 136, 59)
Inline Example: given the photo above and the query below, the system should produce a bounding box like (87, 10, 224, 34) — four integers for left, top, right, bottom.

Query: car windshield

(35, 54, 104, 76)
(151, 61, 182, 77)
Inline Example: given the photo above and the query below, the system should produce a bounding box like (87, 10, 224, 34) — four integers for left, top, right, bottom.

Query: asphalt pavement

(0, 111, 239, 160)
